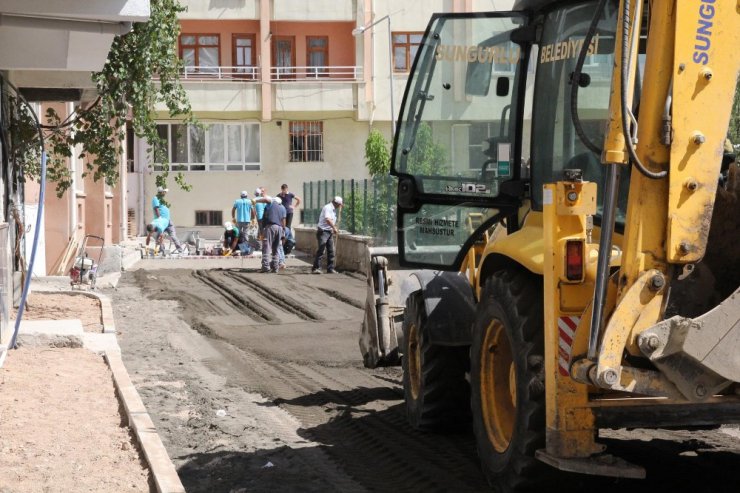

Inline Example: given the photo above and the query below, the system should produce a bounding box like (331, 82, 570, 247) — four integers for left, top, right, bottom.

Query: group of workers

(224, 184, 300, 272)
(144, 183, 344, 274)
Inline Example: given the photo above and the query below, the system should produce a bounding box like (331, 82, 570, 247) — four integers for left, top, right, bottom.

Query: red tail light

(565, 240, 584, 281)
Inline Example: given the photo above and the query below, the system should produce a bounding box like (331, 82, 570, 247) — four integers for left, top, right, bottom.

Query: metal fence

(302, 176, 397, 245)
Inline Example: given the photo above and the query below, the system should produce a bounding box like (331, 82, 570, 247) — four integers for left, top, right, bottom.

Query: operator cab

(393, 0, 632, 270)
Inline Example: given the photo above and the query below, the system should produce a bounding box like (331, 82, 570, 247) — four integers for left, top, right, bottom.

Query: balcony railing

(179, 66, 261, 81)
(270, 66, 362, 81)
(162, 65, 364, 81)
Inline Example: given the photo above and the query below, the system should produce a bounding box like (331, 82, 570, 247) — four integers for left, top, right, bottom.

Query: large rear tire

(470, 269, 548, 491)
(402, 292, 471, 430)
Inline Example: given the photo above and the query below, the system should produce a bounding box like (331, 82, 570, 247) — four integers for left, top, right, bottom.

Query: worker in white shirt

(311, 196, 343, 274)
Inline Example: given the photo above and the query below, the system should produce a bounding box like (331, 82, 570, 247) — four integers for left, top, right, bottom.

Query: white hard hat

(272, 197, 282, 204)
(157, 186, 169, 193)
(334, 196, 343, 205)
(224, 221, 233, 230)
(240, 190, 248, 197)
(254, 188, 262, 196)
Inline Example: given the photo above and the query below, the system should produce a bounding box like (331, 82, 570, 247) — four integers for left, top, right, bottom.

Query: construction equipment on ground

(69, 235, 104, 289)
(359, 0, 740, 489)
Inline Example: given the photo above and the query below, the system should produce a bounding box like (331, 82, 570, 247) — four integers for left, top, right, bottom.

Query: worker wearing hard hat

(312, 196, 343, 274)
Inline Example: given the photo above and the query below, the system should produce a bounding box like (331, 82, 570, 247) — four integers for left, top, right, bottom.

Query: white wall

(139, 118, 381, 229)
(179, 0, 258, 19)
(273, 0, 354, 21)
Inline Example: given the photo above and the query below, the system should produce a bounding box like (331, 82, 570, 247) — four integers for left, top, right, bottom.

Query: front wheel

(402, 292, 470, 430)
(470, 268, 548, 491)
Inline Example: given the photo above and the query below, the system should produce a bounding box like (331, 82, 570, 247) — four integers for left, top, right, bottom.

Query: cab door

(392, 12, 533, 270)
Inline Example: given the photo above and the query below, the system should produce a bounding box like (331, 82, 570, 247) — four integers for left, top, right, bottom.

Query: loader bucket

(359, 246, 412, 368)
(638, 287, 740, 401)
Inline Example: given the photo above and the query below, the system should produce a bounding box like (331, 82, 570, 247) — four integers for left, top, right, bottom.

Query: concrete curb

(47, 289, 117, 334)
(106, 351, 186, 493)
(34, 289, 185, 492)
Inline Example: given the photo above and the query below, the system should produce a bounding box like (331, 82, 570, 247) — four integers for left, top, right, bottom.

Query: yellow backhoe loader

(359, 0, 740, 490)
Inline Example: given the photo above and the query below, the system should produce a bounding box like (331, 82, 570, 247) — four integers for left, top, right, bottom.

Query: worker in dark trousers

(312, 196, 343, 274)
(261, 197, 286, 273)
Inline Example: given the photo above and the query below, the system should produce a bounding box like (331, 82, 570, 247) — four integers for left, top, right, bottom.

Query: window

(233, 34, 257, 79)
(180, 34, 220, 72)
(273, 36, 296, 79)
(392, 32, 423, 72)
(195, 210, 223, 226)
(289, 121, 324, 162)
(154, 122, 261, 171)
(307, 36, 328, 77)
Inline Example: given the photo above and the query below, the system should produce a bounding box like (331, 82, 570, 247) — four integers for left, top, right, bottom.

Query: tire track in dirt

(279, 362, 486, 491)
(315, 287, 365, 310)
(223, 270, 323, 321)
(222, 343, 488, 491)
(192, 270, 276, 322)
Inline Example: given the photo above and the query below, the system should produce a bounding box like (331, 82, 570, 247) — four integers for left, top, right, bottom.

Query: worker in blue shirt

(151, 186, 183, 253)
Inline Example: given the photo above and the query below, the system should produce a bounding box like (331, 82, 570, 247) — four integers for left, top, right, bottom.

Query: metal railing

(303, 176, 397, 246)
(162, 66, 262, 81)
(271, 65, 363, 81)
(161, 65, 364, 81)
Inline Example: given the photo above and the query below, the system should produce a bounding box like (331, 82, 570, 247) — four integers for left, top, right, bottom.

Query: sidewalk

(0, 279, 185, 493)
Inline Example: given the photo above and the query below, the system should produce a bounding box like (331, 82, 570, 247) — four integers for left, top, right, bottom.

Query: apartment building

(129, 0, 513, 234)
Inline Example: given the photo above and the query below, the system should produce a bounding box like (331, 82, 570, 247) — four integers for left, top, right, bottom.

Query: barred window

(195, 210, 223, 226)
(289, 121, 324, 162)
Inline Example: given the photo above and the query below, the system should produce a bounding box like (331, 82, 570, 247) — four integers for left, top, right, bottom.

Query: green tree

(361, 129, 395, 243)
(364, 129, 391, 177)
(406, 122, 447, 175)
(13, 0, 192, 197)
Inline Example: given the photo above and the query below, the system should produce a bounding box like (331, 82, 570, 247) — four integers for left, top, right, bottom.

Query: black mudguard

(412, 270, 476, 346)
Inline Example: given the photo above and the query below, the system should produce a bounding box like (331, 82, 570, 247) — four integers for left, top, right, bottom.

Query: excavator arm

(577, 0, 740, 400)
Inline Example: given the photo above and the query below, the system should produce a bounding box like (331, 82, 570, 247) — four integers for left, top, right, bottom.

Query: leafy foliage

(406, 123, 447, 175)
(13, 0, 192, 197)
(730, 82, 740, 146)
(364, 129, 391, 177)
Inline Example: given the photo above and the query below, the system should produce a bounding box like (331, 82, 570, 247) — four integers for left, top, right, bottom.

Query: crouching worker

(222, 221, 240, 256)
(145, 217, 170, 254)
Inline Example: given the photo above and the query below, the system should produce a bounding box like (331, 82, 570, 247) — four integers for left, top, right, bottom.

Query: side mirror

(495, 77, 510, 97)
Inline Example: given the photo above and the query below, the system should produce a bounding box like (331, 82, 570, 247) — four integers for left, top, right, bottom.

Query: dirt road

(110, 259, 740, 493)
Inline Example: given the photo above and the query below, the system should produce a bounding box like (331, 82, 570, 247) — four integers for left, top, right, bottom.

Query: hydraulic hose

(9, 151, 46, 351)
(0, 79, 47, 364)
(620, 0, 667, 180)
(570, 0, 608, 155)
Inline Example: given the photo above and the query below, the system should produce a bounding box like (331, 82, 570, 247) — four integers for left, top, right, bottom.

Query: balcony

(270, 66, 361, 112)
(270, 66, 361, 81)
(170, 65, 362, 82)
(158, 65, 362, 113)
(180, 66, 260, 81)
